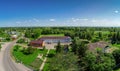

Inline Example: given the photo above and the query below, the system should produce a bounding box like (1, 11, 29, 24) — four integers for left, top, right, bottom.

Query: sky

(0, 0, 120, 27)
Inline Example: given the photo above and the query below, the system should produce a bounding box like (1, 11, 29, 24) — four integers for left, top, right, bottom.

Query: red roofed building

(29, 36, 71, 47)
(29, 40, 45, 47)
(38, 36, 71, 43)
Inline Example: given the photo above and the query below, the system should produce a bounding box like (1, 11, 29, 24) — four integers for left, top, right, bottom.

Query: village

(0, 27, 120, 71)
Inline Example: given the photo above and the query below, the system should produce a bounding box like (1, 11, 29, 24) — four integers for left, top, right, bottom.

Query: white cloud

(91, 19, 97, 23)
(114, 10, 119, 14)
(16, 21, 21, 24)
(79, 19, 88, 21)
(49, 19, 55, 22)
(33, 18, 39, 22)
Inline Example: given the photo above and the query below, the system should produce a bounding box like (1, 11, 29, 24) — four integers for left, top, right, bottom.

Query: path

(39, 49, 50, 71)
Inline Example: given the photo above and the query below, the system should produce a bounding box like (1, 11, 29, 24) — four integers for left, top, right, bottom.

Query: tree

(56, 41, 62, 53)
(49, 52, 79, 71)
(23, 46, 34, 55)
(77, 42, 87, 58)
(71, 38, 78, 54)
(79, 49, 115, 71)
(112, 49, 120, 65)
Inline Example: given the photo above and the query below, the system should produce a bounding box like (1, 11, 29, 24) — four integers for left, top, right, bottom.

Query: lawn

(12, 45, 48, 70)
(43, 49, 56, 71)
(39, 34, 64, 38)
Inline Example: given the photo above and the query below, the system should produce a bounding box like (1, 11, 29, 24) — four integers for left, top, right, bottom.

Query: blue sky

(0, 0, 120, 27)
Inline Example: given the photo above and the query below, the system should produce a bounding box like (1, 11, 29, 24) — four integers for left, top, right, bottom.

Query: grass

(39, 34, 64, 38)
(109, 44, 120, 53)
(43, 49, 56, 71)
(12, 45, 48, 70)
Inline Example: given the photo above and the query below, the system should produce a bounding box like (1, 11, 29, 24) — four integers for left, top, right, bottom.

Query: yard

(12, 45, 48, 70)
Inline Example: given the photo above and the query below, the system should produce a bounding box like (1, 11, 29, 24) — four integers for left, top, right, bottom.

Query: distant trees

(111, 32, 120, 44)
(25, 29, 41, 39)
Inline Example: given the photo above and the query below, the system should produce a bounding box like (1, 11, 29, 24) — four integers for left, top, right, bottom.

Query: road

(0, 40, 32, 71)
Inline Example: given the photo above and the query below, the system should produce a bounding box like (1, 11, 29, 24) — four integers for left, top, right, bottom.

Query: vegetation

(2, 27, 120, 71)
(12, 45, 48, 70)
(0, 44, 2, 50)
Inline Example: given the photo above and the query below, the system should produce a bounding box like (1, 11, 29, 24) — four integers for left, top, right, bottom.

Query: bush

(91, 38, 100, 43)
(23, 47, 35, 55)
(13, 45, 21, 51)
(17, 39, 25, 43)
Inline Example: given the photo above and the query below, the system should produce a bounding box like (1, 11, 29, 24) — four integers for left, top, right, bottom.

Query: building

(88, 41, 110, 53)
(38, 36, 71, 43)
(11, 35, 18, 40)
(29, 40, 45, 47)
(29, 36, 71, 47)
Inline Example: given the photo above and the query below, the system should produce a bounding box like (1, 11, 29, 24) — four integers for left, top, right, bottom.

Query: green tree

(23, 46, 34, 55)
(79, 50, 115, 71)
(77, 42, 87, 58)
(56, 41, 62, 53)
(112, 49, 120, 65)
(71, 38, 78, 54)
(49, 52, 79, 71)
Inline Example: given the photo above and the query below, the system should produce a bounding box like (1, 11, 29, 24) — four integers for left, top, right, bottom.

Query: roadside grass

(39, 34, 64, 38)
(12, 45, 48, 70)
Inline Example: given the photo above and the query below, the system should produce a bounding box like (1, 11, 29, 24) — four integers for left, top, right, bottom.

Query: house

(38, 36, 71, 43)
(29, 40, 45, 47)
(11, 35, 18, 40)
(88, 41, 110, 53)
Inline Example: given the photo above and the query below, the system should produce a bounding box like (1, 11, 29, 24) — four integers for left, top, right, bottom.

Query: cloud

(33, 18, 39, 22)
(16, 21, 21, 24)
(91, 19, 97, 23)
(114, 10, 119, 14)
(49, 19, 55, 22)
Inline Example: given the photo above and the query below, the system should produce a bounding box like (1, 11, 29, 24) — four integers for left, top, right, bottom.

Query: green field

(12, 45, 48, 70)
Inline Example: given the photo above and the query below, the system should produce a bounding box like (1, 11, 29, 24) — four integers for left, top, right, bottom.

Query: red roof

(30, 40, 43, 44)
(38, 36, 70, 40)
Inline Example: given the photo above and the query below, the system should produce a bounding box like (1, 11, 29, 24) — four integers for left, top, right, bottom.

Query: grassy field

(39, 34, 64, 38)
(43, 49, 56, 71)
(12, 45, 48, 70)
